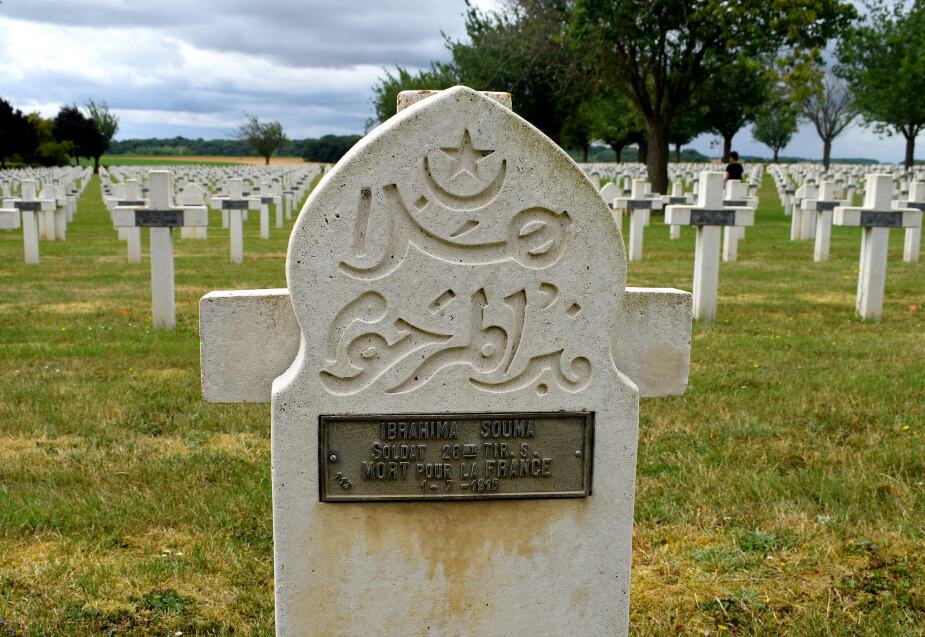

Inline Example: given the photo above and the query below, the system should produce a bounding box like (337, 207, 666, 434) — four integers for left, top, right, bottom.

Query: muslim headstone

(199, 87, 693, 636)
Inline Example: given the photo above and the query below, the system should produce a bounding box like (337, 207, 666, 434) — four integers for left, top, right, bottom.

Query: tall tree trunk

(93, 155, 100, 173)
(582, 143, 589, 163)
(904, 132, 915, 169)
(637, 139, 648, 165)
(265, 155, 271, 166)
(675, 142, 682, 163)
(611, 143, 624, 163)
(644, 119, 669, 194)
(773, 147, 779, 162)
(722, 134, 733, 164)
(823, 139, 832, 170)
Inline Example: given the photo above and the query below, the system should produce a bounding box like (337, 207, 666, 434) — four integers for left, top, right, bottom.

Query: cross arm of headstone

(199, 287, 693, 403)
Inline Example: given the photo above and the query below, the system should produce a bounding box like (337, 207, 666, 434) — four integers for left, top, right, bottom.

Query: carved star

(440, 129, 494, 181)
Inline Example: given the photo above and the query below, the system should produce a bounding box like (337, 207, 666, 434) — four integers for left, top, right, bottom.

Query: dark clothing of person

(725, 162, 744, 181)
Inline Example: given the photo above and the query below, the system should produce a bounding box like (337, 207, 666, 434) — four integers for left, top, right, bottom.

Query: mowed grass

(0, 172, 922, 635)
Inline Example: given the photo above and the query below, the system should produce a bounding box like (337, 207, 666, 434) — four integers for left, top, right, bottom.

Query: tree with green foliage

(370, 1, 595, 147)
(237, 114, 287, 165)
(570, 0, 855, 192)
(448, 1, 596, 147)
(302, 134, 363, 163)
(85, 99, 119, 172)
(751, 83, 800, 162)
(837, 0, 925, 168)
(698, 57, 772, 162)
(27, 113, 72, 166)
(0, 98, 38, 167)
(53, 105, 104, 165)
(369, 63, 458, 127)
(668, 107, 707, 162)
(585, 92, 647, 162)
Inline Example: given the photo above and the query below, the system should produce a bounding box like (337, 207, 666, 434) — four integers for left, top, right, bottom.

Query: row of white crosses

(113, 171, 207, 329)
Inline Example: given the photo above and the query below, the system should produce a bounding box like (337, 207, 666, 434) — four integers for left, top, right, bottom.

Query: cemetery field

(0, 173, 923, 636)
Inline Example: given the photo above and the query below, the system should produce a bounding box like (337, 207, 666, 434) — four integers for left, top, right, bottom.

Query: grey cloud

(2, 0, 467, 67)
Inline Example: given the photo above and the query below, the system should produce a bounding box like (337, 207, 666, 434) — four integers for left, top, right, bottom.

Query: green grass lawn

(0, 173, 922, 635)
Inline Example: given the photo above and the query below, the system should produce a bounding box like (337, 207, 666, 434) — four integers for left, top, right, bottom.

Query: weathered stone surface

(199, 85, 693, 636)
(200, 287, 691, 403)
(280, 86, 637, 635)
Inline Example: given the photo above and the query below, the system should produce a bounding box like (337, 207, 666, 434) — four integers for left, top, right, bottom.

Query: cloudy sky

(0, 1, 916, 163)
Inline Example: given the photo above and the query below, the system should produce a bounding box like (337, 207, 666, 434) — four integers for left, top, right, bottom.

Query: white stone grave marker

(665, 171, 754, 321)
(896, 181, 923, 263)
(210, 179, 260, 263)
(802, 180, 844, 262)
(834, 173, 922, 320)
(199, 87, 693, 636)
(2, 179, 55, 264)
(614, 178, 662, 261)
(179, 183, 208, 240)
(114, 171, 207, 329)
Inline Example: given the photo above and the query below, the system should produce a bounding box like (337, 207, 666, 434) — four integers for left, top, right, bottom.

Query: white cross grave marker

(896, 181, 923, 263)
(2, 179, 55, 264)
(834, 173, 922, 320)
(113, 179, 147, 263)
(199, 87, 692, 636)
(801, 180, 845, 262)
(721, 179, 755, 263)
(664, 181, 691, 240)
(114, 171, 207, 329)
(179, 183, 208, 240)
(614, 178, 662, 261)
(665, 171, 754, 321)
(210, 178, 260, 263)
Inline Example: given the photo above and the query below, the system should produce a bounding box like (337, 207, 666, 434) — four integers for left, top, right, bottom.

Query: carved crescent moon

(422, 156, 507, 212)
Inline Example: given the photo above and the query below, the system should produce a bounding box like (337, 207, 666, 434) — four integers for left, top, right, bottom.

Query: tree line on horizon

(0, 100, 118, 171)
(370, 0, 925, 192)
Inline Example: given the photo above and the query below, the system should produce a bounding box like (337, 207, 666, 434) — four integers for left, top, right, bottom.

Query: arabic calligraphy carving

(320, 126, 592, 396)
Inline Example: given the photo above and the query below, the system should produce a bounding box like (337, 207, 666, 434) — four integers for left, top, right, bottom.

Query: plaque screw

(329, 454, 338, 462)
(575, 450, 582, 457)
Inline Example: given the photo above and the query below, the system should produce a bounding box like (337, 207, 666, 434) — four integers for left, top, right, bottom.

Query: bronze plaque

(319, 412, 593, 502)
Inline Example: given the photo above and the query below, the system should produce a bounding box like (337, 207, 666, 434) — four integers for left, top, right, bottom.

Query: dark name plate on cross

(222, 199, 249, 210)
(816, 201, 839, 211)
(261, 196, 274, 204)
(135, 210, 184, 227)
(860, 211, 903, 227)
(906, 202, 925, 211)
(15, 201, 42, 212)
(626, 200, 651, 209)
(319, 412, 594, 502)
(723, 199, 748, 207)
(118, 200, 147, 207)
(690, 209, 736, 226)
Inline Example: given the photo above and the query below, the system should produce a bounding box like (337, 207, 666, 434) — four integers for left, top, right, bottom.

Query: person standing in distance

(725, 151, 744, 181)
